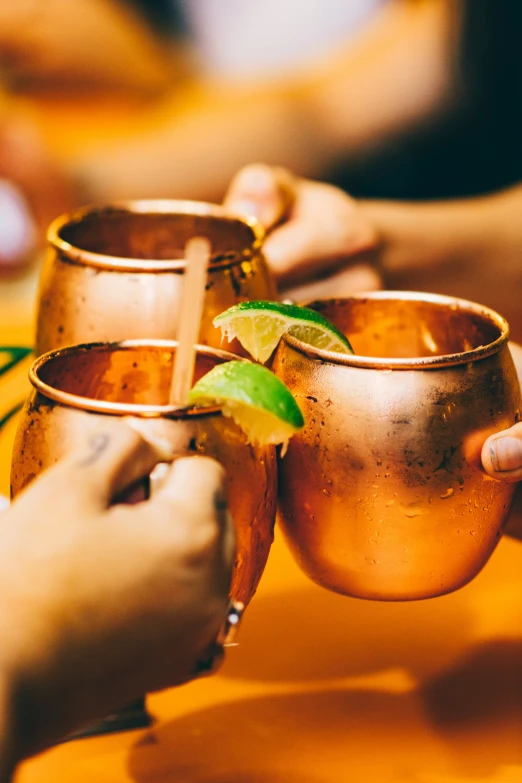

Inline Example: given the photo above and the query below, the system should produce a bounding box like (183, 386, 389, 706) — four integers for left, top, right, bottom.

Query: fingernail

(489, 436, 522, 472)
(226, 199, 261, 220)
(237, 165, 274, 194)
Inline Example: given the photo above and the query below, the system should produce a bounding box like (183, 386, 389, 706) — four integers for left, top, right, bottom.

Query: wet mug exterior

(35, 200, 277, 356)
(11, 341, 277, 606)
(272, 292, 521, 601)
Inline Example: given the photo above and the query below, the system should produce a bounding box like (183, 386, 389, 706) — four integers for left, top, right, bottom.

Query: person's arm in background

(0, 0, 182, 270)
(0, 0, 176, 92)
(72, 0, 459, 202)
(359, 188, 522, 341)
(0, 423, 234, 781)
(224, 164, 522, 340)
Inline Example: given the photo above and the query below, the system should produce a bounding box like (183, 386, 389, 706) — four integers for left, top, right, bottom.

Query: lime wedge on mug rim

(214, 300, 353, 363)
(189, 360, 304, 447)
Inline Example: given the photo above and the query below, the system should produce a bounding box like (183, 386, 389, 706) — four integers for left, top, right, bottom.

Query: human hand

(224, 163, 382, 301)
(0, 422, 234, 760)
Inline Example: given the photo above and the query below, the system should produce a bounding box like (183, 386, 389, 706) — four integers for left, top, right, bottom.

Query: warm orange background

(1, 95, 521, 783)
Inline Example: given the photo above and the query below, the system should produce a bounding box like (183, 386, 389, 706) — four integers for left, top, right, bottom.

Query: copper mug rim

(47, 200, 265, 273)
(286, 290, 511, 370)
(29, 339, 246, 418)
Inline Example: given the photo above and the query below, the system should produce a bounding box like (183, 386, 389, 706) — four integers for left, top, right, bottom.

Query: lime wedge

(214, 300, 353, 363)
(189, 361, 304, 447)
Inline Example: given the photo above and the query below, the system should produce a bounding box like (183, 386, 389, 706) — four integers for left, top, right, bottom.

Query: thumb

(482, 422, 522, 482)
(24, 420, 174, 511)
(224, 163, 295, 229)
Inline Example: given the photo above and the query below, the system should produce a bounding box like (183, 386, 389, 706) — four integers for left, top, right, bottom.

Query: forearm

(71, 0, 457, 203)
(72, 86, 320, 203)
(308, 0, 459, 156)
(362, 185, 522, 276)
(361, 184, 522, 340)
(0, 0, 173, 91)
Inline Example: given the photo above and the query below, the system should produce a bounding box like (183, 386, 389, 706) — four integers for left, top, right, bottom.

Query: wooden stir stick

(169, 236, 211, 405)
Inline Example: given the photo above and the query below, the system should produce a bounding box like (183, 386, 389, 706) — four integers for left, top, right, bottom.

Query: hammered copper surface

(272, 292, 521, 600)
(35, 201, 276, 357)
(11, 342, 277, 606)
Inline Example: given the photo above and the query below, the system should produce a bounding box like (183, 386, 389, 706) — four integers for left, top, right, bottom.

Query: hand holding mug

(224, 163, 381, 301)
(0, 423, 234, 765)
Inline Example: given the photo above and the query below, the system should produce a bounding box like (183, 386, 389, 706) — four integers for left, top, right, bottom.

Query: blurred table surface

(0, 90, 521, 783)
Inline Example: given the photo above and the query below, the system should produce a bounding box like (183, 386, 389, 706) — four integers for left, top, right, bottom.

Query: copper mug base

(273, 292, 521, 601)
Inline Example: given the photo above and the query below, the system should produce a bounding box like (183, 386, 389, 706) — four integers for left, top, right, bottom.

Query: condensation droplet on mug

(401, 499, 427, 518)
(366, 558, 376, 565)
(322, 489, 331, 497)
(470, 530, 476, 536)
(440, 488, 454, 499)
(402, 506, 426, 518)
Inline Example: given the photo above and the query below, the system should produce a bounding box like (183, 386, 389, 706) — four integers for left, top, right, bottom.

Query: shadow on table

(219, 579, 474, 684)
(128, 641, 522, 782)
(129, 689, 442, 783)
(420, 638, 522, 777)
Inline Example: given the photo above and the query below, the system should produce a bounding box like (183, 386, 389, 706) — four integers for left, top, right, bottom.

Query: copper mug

(35, 201, 277, 356)
(272, 291, 521, 601)
(11, 341, 277, 607)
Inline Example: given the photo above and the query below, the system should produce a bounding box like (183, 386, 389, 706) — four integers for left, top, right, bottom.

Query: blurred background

(0, 0, 521, 279)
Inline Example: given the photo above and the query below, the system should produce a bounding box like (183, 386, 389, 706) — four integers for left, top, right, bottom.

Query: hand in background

(224, 163, 382, 302)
